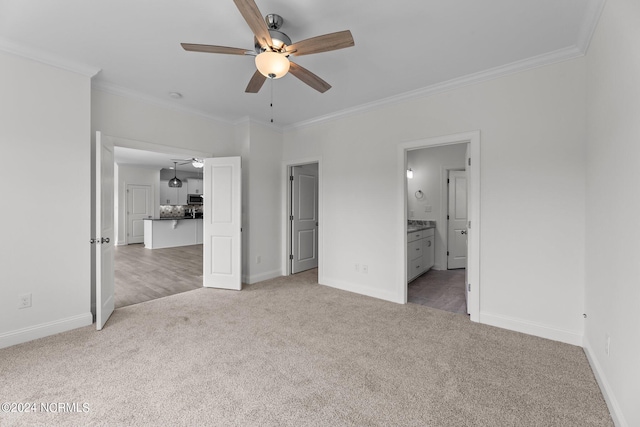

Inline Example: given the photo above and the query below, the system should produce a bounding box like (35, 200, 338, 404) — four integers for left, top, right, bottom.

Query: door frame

(398, 131, 480, 322)
(282, 157, 323, 280)
(442, 167, 465, 270)
(125, 183, 153, 245)
(91, 133, 212, 320)
(290, 163, 319, 274)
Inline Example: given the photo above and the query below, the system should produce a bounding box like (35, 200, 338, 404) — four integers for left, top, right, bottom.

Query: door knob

(101, 237, 110, 244)
(461, 230, 467, 235)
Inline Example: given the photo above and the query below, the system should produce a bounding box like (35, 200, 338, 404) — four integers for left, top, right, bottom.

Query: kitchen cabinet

(178, 185, 189, 205)
(407, 227, 435, 282)
(144, 218, 203, 249)
(160, 180, 177, 205)
(187, 179, 203, 195)
(160, 180, 189, 205)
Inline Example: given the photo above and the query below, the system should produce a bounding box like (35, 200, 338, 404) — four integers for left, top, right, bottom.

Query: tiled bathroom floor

(408, 269, 467, 315)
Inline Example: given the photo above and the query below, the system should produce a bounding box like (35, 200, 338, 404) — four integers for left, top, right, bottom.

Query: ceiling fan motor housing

(265, 14, 284, 30)
(255, 29, 291, 53)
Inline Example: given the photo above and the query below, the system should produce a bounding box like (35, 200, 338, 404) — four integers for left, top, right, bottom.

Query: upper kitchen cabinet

(160, 180, 189, 205)
(187, 179, 203, 195)
(160, 180, 176, 205)
(178, 185, 189, 205)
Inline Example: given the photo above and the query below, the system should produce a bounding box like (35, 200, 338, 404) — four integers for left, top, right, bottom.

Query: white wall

(0, 52, 93, 348)
(283, 57, 587, 345)
(584, 0, 640, 425)
(245, 121, 283, 284)
(116, 165, 160, 245)
(92, 89, 240, 157)
(407, 144, 467, 270)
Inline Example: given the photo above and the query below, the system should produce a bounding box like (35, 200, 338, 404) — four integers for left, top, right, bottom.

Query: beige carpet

(0, 270, 612, 426)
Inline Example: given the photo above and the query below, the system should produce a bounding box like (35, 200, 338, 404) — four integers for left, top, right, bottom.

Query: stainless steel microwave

(187, 194, 203, 204)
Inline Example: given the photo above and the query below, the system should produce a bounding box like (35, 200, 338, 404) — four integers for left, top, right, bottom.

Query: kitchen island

(143, 217, 203, 249)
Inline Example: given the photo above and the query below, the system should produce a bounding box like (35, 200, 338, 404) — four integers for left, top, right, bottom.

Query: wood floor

(114, 243, 203, 309)
(408, 269, 467, 315)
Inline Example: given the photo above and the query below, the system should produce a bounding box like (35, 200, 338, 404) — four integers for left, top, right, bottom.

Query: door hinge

(468, 283, 471, 292)
(468, 221, 471, 229)
(468, 158, 471, 166)
(289, 176, 294, 181)
(447, 215, 449, 220)
(290, 215, 294, 221)
(289, 254, 293, 260)
(127, 189, 129, 193)
(447, 178, 450, 183)
(447, 251, 450, 256)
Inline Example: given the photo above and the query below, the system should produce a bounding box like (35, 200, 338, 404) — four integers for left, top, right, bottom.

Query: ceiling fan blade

(233, 0, 273, 49)
(285, 30, 354, 56)
(181, 43, 250, 55)
(245, 70, 267, 93)
(289, 62, 331, 93)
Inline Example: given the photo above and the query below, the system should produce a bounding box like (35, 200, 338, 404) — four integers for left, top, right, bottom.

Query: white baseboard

(0, 313, 93, 349)
(480, 312, 583, 346)
(247, 269, 282, 284)
(583, 338, 628, 427)
(321, 277, 404, 304)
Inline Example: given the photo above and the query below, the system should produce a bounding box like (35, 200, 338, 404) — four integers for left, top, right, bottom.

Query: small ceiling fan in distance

(181, 0, 355, 93)
(171, 158, 205, 168)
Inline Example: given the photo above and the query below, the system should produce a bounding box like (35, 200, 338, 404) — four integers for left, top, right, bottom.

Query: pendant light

(168, 162, 182, 188)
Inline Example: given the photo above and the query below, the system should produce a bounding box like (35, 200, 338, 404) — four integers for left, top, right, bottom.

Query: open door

(447, 170, 468, 269)
(95, 131, 115, 330)
(291, 164, 318, 274)
(203, 157, 242, 290)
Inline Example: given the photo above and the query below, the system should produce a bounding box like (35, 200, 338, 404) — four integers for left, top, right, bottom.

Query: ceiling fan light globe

(255, 51, 290, 79)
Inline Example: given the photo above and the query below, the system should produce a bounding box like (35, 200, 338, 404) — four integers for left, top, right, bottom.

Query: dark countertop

(144, 217, 203, 221)
(407, 220, 436, 233)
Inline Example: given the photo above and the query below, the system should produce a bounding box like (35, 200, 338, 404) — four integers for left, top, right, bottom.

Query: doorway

(284, 160, 321, 278)
(92, 133, 213, 321)
(398, 131, 480, 322)
(126, 184, 151, 244)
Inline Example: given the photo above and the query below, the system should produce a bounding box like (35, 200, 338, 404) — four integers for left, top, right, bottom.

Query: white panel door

(95, 131, 115, 330)
(465, 145, 471, 313)
(203, 157, 242, 290)
(447, 170, 467, 269)
(291, 164, 318, 274)
(127, 184, 151, 244)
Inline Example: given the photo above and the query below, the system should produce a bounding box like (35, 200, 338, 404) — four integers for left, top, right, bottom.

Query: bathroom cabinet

(407, 227, 435, 282)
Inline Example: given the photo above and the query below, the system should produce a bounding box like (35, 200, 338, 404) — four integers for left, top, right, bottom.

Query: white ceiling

(114, 147, 203, 172)
(0, 0, 603, 129)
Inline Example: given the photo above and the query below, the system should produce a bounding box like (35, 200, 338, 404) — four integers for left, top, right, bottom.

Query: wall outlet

(256, 255, 261, 264)
(425, 205, 432, 212)
(362, 265, 369, 274)
(605, 333, 610, 356)
(19, 293, 32, 309)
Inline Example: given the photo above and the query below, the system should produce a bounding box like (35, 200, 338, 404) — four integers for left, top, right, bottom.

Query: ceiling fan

(181, 0, 354, 94)
(171, 158, 205, 168)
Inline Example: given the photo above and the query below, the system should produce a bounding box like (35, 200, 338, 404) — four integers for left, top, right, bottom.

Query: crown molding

(284, 45, 585, 132)
(576, 0, 606, 54)
(0, 37, 101, 78)
(92, 81, 235, 126)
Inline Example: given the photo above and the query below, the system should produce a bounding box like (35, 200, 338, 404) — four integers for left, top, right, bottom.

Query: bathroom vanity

(407, 222, 435, 282)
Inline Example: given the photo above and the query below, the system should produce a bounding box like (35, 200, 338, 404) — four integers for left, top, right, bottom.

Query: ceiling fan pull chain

(270, 78, 274, 123)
